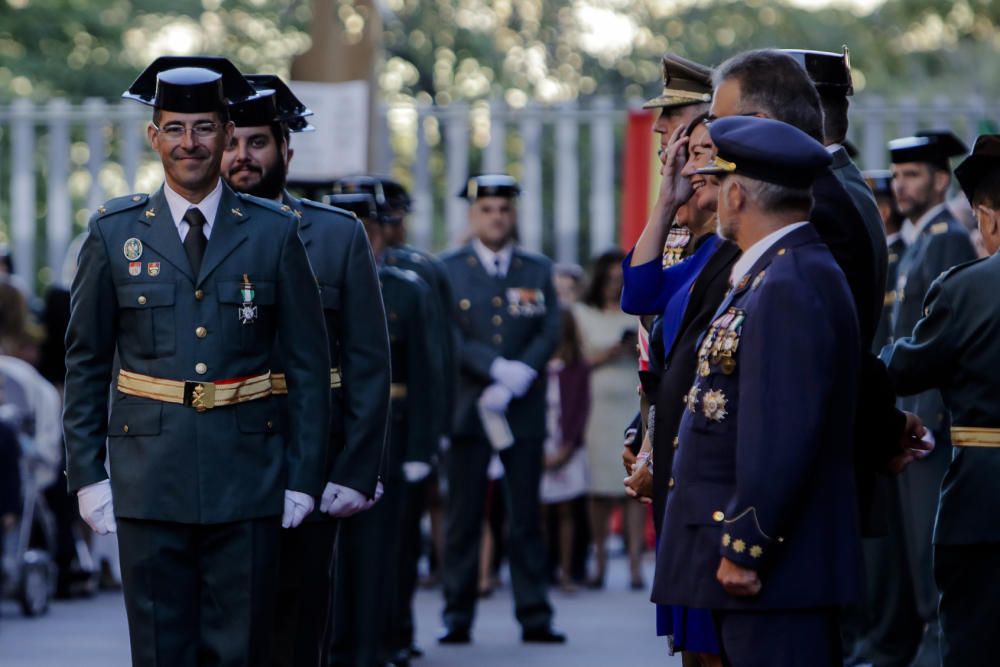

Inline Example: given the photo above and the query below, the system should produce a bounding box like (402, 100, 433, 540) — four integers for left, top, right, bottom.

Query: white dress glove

(321, 483, 369, 518)
(282, 490, 315, 529)
(77, 479, 116, 535)
(489, 358, 538, 397)
(402, 462, 432, 482)
(479, 383, 514, 413)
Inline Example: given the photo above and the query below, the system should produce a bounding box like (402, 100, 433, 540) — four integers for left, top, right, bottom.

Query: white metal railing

(0, 95, 997, 294)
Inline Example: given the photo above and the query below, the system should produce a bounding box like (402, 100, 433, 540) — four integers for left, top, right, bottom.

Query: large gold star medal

(702, 388, 728, 422)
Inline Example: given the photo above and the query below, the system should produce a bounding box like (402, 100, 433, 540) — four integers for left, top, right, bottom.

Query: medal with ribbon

(239, 273, 258, 325)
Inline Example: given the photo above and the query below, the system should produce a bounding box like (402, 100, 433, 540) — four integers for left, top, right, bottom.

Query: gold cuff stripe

(390, 383, 407, 399)
(951, 427, 1000, 448)
(271, 368, 343, 396)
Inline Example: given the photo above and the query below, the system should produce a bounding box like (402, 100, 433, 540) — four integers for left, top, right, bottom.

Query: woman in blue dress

(621, 115, 740, 666)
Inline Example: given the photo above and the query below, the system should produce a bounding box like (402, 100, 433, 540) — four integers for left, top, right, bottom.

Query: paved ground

(0, 555, 678, 666)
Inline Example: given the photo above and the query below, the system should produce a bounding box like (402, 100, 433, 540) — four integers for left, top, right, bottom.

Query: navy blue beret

(695, 116, 832, 189)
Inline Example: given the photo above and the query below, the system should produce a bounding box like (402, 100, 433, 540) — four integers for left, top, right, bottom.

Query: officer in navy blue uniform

(438, 175, 564, 645)
(324, 193, 436, 667)
(882, 134, 1000, 667)
(222, 76, 391, 666)
(652, 116, 862, 666)
(63, 57, 332, 666)
(329, 175, 452, 662)
(883, 130, 976, 665)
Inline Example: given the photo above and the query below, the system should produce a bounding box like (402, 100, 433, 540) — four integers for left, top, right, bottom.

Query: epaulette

(936, 256, 988, 283)
(379, 264, 422, 286)
(388, 246, 426, 264)
(930, 221, 950, 235)
(236, 191, 293, 216)
(94, 193, 148, 218)
(300, 198, 357, 222)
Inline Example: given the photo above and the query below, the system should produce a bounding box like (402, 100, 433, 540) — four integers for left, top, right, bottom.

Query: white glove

(403, 461, 432, 482)
(77, 479, 116, 535)
(489, 358, 538, 397)
(282, 490, 315, 529)
(321, 482, 369, 518)
(479, 383, 514, 413)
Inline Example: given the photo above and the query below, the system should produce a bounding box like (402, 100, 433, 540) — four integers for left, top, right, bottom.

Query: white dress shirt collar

(885, 230, 904, 248)
(729, 221, 810, 287)
(163, 179, 223, 241)
(472, 238, 514, 277)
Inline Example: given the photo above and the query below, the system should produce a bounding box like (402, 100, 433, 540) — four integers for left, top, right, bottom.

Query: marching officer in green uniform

(63, 57, 332, 666)
(438, 174, 564, 645)
(329, 175, 452, 661)
(884, 130, 976, 665)
(882, 134, 1000, 666)
(221, 76, 391, 665)
(325, 192, 436, 667)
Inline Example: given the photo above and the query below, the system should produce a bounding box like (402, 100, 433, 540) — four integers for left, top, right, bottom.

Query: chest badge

(238, 273, 258, 325)
(702, 389, 728, 422)
(123, 238, 143, 261)
(128, 261, 141, 277)
(147, 262, 160, 277)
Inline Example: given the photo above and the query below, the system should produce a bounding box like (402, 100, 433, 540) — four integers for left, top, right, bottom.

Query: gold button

(492, 296, 503, 307)
(672, 436, 679, 449)
(194, 289, 204, 301)
(459, 299, 471, 311)
(137, 295, 147, 305)
(266, 420, 273, 430)
(195, 326, 207, 338)
(492, 315, 503, 326)
(195, 362, 207, 375)
(668, 478, 675, 489)
(712, 511, 725, 522)
(492, 334, 503, 344)
(122, 424, 129, 434)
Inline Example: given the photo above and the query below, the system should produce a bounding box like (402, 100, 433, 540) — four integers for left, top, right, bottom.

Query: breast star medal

(238, 273, 257, 325)
(702, 389, 728, 422)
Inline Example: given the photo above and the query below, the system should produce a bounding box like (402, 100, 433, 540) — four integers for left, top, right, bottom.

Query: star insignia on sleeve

(749, 545, 763, 558)
(732, 539, 746, 554)
(722, 533, 731, 547)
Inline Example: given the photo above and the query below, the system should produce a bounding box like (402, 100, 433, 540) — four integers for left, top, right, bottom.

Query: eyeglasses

(704, 111, 765, 127)
(153, 122, 222, 141)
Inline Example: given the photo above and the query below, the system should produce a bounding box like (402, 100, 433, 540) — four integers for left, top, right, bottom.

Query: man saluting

(63, 57, 331, 666)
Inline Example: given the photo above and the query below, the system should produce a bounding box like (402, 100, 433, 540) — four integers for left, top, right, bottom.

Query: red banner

(619, 109, 656, 251)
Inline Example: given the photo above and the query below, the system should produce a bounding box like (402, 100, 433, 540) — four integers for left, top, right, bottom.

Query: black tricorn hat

(954, 134, 1000, 204)
(458, 174, 521, 200)
(863, 169, 894, 197)
(642, 53, 713, 110)
(782, 46, 853, 96)
(122, 56, 259, 112)
(331, 175, 412, 215)
(324, 193, 379, 222)
(233, 74, 314, 132)
(889, 130, 968, 170)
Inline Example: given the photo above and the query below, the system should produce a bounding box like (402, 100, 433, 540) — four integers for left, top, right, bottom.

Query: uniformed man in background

(883, 130, 976, 666)
(63, 57, 331, 666)
(645, 53, 713, 164)
(323, 192, 435, 667)
(438, 174, 563, 645)
(330, 175, 453, 661)
(867, 169, 905, 352)
(882, 134, 1000, 667)
(222, 74, 391, 666)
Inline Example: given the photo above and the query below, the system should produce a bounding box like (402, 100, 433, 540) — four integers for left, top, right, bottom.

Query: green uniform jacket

(441, 244, 559, 439)
(380, 265, 436, 468)
(63, 184, 331, 524)
(385, 245, 453, 441)
(277, 193, 390, 498)
(891, 209, 977, 437)
(873, 235, 906, 354)
(883, 253, 1000, 545)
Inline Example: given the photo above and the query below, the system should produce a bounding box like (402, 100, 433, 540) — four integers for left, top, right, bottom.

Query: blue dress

(621, 235, 723, 655)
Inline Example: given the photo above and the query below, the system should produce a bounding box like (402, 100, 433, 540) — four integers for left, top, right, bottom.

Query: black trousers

(442, 436, 552, 632)
(117, 516, 280, 667)
(329, 477, 405, 667)
(935, 543, 1000, 667)
(271, 520, 338, 667)
(388, 476, 428, 654)
(712, 608, 843, 667)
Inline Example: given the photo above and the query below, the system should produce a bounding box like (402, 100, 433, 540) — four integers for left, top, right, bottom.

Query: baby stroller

(1, 428, 58, 616)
